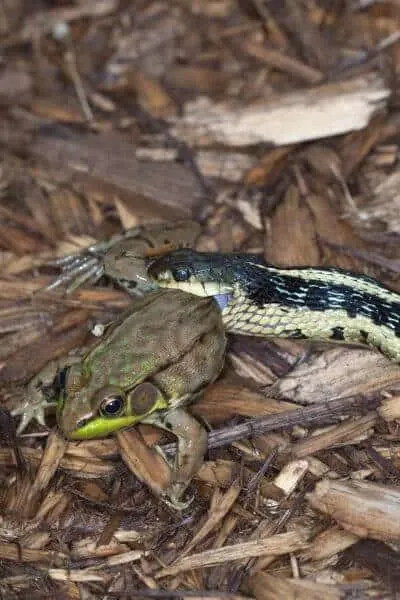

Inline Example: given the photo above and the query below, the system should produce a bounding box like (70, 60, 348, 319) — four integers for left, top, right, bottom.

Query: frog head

(58, 364, 169, 439)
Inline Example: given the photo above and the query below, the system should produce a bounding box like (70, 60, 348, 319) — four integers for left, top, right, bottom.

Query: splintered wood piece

(170, 74, 390, 147)
(241, 39, 324, 84)
(0, 543, 66, 566)
(248, 572, 344, 600)
(264, 184, 320, 267)
(271, 348, 400, 404)
(191, 383, 297, 423)
(181, 484, 240, 557)
(28, 128, 205, 219)
(298, 526, 359, 563)
(0, 445, 113, 477)
(291, 414, 377, 458)
(23, 431, 68, 519)
(155, 529, 310, 578)
(307, 479, 400, 541)
(117, 429, 171, 500)
(265, 188, 368, 272)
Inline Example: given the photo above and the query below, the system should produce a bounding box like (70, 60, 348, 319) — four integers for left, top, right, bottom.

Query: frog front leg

(11, 360, 64, 434)
(150, 408, 208, 508)
(11, 356, 82, 435)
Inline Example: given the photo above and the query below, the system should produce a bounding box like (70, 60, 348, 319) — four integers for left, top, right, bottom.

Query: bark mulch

(0, 1, 400, 598)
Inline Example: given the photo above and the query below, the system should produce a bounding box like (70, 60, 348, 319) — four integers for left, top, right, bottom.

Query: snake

(147, 248, 400, 363)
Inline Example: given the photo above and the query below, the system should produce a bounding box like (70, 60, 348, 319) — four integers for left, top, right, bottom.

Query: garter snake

(147, 248, 400, 363)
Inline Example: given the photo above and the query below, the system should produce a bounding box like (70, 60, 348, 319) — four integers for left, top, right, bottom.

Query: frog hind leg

(145, 408, 208, 509)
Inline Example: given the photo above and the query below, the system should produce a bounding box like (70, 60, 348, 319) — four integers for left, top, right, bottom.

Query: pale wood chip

(291, 414, 377, 458)
(271, 348, 400, 404)
(248, 571, 344, 600)
(170, 74, 389, 147)
(155, 530, 311, 578)
(196, 150, 257, 182)
(273, 459, 309, 496)
(299, 526, 359, 563)
(307, 479, 400, 540)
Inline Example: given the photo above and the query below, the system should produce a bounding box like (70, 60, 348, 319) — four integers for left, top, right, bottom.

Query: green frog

(14, 289, 225, 506)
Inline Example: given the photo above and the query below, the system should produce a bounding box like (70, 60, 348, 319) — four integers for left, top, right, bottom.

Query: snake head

(147, 248, 234, 297)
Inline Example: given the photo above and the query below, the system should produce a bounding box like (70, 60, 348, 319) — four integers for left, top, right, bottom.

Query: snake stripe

(241, 265, 400, 336)
(253, 263, 400, 304)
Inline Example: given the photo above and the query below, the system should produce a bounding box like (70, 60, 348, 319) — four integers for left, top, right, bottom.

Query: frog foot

(161, 485, 194, 511)
(11, 398, 56, 435)
(149, 408, 208, 510)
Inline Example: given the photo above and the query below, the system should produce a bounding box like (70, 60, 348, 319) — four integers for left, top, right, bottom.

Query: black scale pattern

(243, 263, 400, 337)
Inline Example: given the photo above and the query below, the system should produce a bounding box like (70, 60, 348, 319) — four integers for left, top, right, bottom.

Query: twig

(162, 395, 381, 454)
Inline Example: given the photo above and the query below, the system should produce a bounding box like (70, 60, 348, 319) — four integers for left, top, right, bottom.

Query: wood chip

(170, 74, 390, 147)
(307, 479, 400, 541)
(28, 128, 206, 219)
(271, 348, 400, 404)
(299, 526, 359, 563)
(248, 572, 344, 600)
(117, 429, 171, 500)
(155, 529, 311, 578)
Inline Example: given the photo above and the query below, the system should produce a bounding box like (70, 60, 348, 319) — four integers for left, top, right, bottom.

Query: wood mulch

(0, 1, 400, 598)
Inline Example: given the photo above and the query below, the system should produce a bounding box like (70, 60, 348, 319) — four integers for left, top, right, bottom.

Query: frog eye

(172, 267, 190, 282)
(100, 394, 125, 417)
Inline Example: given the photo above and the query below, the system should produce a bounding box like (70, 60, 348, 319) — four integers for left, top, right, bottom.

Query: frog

(12, 220, 226, 507)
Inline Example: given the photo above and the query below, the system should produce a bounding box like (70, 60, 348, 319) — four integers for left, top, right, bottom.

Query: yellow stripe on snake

(147, 248, 400, 363)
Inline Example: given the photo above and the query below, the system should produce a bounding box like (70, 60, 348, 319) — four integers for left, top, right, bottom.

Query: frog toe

(12, 400, 56, 434)
(162, 485, 194, 511)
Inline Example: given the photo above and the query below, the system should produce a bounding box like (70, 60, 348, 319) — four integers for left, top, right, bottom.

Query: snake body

(148, 249, 400, 363)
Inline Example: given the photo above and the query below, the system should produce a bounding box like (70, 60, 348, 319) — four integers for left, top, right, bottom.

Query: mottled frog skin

(58, 289, 226, 440)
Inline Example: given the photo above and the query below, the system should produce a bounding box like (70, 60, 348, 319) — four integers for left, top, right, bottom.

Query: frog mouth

(66, 415, 141, 439)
